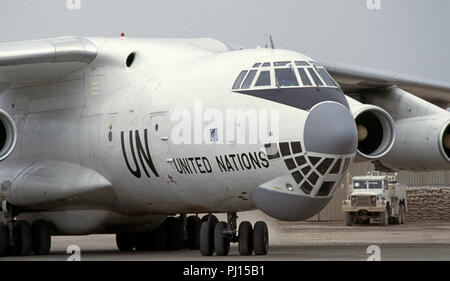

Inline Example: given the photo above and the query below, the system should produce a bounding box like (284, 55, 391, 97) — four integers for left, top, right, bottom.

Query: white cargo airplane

(0, 36, 449, 257)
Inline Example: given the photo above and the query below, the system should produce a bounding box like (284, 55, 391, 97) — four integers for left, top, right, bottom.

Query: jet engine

(0, 109, 17, 161)
(347, 97, 395, 161)
(379, 114, 450, 171)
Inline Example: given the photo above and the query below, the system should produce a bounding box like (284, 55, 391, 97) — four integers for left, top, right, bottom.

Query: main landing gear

(0, 201, 51, 257)
(116, 214, 203, 252)
(199, 213, 269, 256)
(115, 212, 269, 256)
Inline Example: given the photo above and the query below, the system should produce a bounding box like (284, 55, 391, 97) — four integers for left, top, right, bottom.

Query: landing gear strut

(199, 212, 269, 256)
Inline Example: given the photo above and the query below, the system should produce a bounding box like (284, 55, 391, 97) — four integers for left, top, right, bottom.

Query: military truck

(342, 172, 407, 226)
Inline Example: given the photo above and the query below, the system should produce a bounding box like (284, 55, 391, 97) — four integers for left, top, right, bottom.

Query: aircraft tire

(151, 224, 167, 251)
(253, 221, 269, 256)
(0, 222, 8, 257)
(116, 233, 136, 252)
(214, 221, 230, 256)
(199, 221, 214, 256)
(238, 221, 253, 256)
(201, 214, 218, 224)
(32, 220, 51, 255)
(10, 221, 32, 256)
(165, 217, 183, 251)
(186, 216, 201, 250)
(134, 232, 153, 251)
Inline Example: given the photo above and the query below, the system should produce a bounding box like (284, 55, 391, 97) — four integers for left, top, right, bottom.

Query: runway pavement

(2, 242, 450, 261)
(2, 217, 450, 261)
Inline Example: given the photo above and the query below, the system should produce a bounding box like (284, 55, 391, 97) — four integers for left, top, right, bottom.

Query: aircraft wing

(0, 36, 97, 85)
(322, 62, 450, 105)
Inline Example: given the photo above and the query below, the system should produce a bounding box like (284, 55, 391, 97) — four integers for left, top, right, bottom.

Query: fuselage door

(149, 112, 177, 184)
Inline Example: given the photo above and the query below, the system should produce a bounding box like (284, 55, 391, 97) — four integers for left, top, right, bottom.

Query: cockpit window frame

(233, 61, 338, 90)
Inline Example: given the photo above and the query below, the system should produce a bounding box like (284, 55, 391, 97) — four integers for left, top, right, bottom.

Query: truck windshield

(368, 180, 382, 189)
(353, 180, 367, 189)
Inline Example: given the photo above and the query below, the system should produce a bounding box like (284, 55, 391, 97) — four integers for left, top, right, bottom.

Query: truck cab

(342, 172, 407, 226)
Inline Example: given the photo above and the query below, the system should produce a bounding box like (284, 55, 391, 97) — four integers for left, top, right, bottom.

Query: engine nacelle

(347, 98, 395, 162)
(379, 114, 450, 171)
(0, 109, 17, 161)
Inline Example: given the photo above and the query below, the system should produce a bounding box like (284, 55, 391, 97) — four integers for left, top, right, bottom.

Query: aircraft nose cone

(303, 101, 358, 155)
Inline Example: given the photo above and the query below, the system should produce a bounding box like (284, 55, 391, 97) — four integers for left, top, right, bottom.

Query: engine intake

(351, 105, 395, 161)
(0, 110, 17, 161)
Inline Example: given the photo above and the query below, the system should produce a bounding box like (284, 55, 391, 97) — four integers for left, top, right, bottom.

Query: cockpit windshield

(232, 60, 339, 90)
(275, 68, 298, 87)
(255, 71, 271, 86)
(241, 70, 257, 89)
(316, 67, 338, 87)
(307, 68, 324, 86)
(232, 70, 248, 89)
(297, 68, 312, 86)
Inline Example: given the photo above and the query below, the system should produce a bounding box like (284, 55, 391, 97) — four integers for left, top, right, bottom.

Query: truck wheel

(379, 211, 389, 226)
(392, 213, 400, 224)
(345, 212, 354, 226)
(400, 205, 405, 224)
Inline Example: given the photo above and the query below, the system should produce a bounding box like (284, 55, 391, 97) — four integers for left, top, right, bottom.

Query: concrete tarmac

(2, 218, 450, 261)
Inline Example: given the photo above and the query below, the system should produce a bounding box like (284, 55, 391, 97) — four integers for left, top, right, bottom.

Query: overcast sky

(0, 0, 449, 82)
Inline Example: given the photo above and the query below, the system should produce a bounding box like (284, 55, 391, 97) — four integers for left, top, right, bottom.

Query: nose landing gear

(199, 212, 269, 256)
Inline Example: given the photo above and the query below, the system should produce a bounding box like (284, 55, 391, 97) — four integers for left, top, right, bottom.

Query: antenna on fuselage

(264, 34, 275, 49)
(269, 35, 275, 49)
